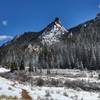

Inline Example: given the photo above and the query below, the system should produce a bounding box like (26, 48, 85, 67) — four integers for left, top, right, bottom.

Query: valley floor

(0, 67, 100, 100)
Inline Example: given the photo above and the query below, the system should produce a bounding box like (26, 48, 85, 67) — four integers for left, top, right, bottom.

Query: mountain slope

(1, 14, 100, 70)
(0, 18, 68, 69)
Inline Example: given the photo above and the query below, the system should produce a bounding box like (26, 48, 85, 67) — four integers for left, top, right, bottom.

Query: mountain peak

(54, 17, 61, 24)
(54, 17, 59, 22)
(53, 17, 62, 29)
(40, 18, 68, 45)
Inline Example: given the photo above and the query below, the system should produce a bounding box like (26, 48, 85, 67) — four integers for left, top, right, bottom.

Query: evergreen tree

(20, 60, 25, 70)
(29, 62, 33, 72)
(10, 62, 17, 72)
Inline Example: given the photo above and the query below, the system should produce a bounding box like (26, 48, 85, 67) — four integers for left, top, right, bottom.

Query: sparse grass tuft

(0, 95, 18, 100)
(37, 96, 44, 100)
(63, 91, 68, 97)
(45, 90, 51, 97)
(56, 90, 60, 94)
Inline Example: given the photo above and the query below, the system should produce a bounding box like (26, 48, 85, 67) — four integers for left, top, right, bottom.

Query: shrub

(36, 78, 44, 86)
(50, 78, 59, 86)
(98, 73, 100, 79)
(45, 90, 51, 97)
(64, 79, 100, 91)
(63, 92, 68, 97)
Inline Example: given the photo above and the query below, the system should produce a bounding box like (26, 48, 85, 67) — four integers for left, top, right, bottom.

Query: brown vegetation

(0, 95, 18, 100)
(21, 89, 32, 100)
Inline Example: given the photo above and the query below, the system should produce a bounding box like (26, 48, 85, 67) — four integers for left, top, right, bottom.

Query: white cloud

(98, 5, 100, 9)
(0, 35, 13, 41)
(2, 20, 7, 26)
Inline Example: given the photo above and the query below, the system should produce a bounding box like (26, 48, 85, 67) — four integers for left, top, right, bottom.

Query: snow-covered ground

(0, 67, 10, 73)
(0, 76, 99, 100)
(0, 67, 100, 100)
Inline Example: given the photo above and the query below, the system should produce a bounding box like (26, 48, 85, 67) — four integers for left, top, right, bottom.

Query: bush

(16, 71, 30, 82)
(45, 90, 51, 97)
(36, 78, 44, 86)
(50, 78, 59, 86)
(63, 92, 68, 97)
(64, 79, 100, 91)
(98, 73, 100, 79)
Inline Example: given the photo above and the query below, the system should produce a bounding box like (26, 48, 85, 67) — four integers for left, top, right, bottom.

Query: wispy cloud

(98, 5, 100, 9)
(0, 35, 13, 41)
(2, 20, 8, 26)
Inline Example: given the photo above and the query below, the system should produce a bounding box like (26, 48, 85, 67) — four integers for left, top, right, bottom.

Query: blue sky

(0, 0, 100, 45)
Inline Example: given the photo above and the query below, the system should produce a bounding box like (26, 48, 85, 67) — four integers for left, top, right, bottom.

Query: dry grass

(37, 96, 44, 100)
(0, 95, 18, 100)
(21, 89, 32, 100)
(64, 79, 100, 91)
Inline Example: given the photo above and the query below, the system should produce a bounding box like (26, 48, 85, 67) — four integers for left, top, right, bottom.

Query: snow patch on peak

(39, 18, 68, 45)
(0, 67, 10, 73)
(41, 23, 68, 45)
(55, 22, 61, 28)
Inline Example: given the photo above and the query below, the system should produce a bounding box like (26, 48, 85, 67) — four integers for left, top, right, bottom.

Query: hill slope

(1, 14, 100, 70)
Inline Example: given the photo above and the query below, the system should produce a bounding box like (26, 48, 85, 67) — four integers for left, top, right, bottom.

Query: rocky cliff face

(1, 14, 100, 70)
